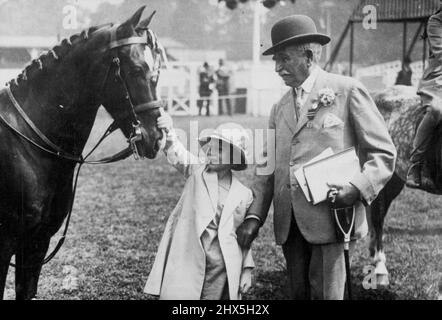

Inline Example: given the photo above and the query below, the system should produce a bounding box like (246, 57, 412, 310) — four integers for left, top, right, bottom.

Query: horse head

(97, 6, 165, 159)
(6, 6, 164, 160)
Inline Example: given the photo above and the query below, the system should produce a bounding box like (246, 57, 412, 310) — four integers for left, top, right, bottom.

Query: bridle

(103, 24, 165, 161)
(0, 24, 165, 268)
(3, 24, 164, 164)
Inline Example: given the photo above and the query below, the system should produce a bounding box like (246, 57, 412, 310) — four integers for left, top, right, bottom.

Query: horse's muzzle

(131, 127, 164, 160)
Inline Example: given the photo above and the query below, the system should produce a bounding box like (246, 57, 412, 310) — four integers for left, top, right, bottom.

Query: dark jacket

(418, 9, 442, 101)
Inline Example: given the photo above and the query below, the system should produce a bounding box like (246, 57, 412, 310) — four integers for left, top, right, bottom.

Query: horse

(0, 6, 165, 300)
(368, 84, 442, 286)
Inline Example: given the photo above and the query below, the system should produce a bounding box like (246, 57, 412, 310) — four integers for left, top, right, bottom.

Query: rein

(2, 25, 164, 269)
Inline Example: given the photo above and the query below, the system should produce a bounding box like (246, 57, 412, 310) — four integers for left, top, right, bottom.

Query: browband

(108, 24, 148, 50)
(109, 37, 148, 50)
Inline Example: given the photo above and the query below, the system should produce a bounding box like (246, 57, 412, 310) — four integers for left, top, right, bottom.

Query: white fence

(157, 61, 286, 117)
(355, 60, 426, 91)
(0, 62, 287, 117)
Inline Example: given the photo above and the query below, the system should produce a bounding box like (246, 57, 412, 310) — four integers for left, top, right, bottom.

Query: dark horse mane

(8, 23, 113, 89)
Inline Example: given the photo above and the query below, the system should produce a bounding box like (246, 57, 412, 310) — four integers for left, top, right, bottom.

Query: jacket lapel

(202, 168, 218, 213)
(293, 69, 328, 137)
(219, 177, 243, 229)
(281, 89, 297, 134)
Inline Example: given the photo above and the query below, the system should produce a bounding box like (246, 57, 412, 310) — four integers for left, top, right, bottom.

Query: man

(216, 59, 232, 116)
(236, 15, 397, 300)
(395, 56, 413, 86)
(406, 5, 442, 190)
(198, 62, 215, 116)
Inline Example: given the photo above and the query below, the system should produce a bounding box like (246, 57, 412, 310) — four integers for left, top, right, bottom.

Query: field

(4, 112, 441, 300)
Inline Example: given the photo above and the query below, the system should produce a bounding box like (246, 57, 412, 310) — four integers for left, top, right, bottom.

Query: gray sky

(74, 0, 124, 12)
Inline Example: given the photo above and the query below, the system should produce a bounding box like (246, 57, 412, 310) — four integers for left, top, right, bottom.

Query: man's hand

(236, 219, 261, 249)
(326, 182, 360, 207)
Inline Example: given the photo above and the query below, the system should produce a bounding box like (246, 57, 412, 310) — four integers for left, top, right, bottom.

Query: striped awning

(350, 0, 440, 22)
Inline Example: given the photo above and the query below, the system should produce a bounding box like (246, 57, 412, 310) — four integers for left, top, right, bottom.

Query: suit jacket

(419, 10, 442, 101)
(144, 138, 254, 300)
(248, 68, 397, 245)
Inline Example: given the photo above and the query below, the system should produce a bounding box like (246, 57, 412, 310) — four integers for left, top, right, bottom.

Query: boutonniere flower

(306, 88, 337, 128)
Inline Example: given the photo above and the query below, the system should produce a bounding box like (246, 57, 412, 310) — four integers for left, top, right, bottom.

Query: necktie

(294, 87, 303, 121)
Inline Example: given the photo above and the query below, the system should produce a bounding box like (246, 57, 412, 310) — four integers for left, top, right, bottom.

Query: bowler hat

(263, 15, 331, 56)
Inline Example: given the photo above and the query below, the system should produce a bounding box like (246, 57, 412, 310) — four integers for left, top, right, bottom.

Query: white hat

(198, 123, 250, 169)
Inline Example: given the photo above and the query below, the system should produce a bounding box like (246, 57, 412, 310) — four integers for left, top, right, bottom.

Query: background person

(395, 56, 413, 86)
(216, 59, 232, 116)
(198, 62, 216, 116)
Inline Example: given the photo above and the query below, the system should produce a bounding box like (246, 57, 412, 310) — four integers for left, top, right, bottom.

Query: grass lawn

(4, 113, 441, 300)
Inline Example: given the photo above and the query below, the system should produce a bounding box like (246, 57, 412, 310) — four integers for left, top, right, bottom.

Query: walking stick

(327, 189, 356, 300)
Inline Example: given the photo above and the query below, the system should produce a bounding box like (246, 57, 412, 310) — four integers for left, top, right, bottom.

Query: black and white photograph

(0, 0, 440, 306)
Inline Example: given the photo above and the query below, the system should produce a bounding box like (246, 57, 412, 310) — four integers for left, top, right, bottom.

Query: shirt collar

(296, 65, 320, 94)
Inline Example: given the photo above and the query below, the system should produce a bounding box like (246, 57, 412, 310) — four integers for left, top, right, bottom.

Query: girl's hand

(239, 268, 252, 295)
(157, 109, 173, 133)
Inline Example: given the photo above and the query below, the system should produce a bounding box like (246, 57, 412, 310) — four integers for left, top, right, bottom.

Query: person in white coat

(144, 112, 256, 300)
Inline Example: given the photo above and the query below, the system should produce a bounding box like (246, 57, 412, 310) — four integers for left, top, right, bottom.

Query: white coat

(144, 137, 254, 300)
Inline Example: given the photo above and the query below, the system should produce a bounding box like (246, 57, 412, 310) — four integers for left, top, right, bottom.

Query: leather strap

(108, 24, 147, 50)
(5, 86, 72, 157)
(109, 37, 148, 50)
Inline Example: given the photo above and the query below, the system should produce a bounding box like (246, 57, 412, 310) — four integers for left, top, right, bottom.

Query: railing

(1, 62, 286, 117)
(355, 60, 427, 89)
(157, 61, 286, 117)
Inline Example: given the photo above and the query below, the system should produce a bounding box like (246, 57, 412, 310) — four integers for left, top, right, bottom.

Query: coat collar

(296, 65, 320, 95)
(201, 167, 244, 219)
(199, 169, 245, 235)
(281, 67, 326, 135)
(281, 89, 297, 134)
(219, 176, 243, 229)
(293, 68, 328, 137)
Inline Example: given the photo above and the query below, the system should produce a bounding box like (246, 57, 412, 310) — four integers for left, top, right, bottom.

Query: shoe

(406, 163, 422, 188)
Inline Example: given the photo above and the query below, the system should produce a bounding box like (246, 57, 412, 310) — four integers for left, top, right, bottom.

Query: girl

(144, 111, 256, 300)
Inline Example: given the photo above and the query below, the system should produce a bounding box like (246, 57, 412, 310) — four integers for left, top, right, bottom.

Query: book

(294, 147, 334, 202)
(303, 147, 361, 205)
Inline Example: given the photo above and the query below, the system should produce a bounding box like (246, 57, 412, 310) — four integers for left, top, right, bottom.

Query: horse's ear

(136, 11, 156, 30)
(123, 6, 146, 28)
